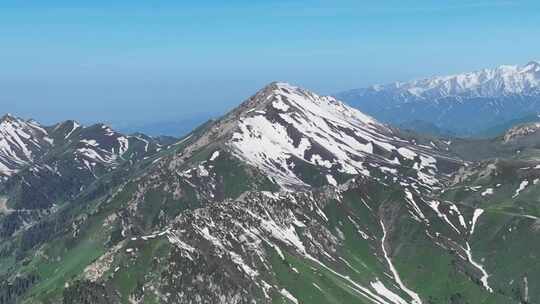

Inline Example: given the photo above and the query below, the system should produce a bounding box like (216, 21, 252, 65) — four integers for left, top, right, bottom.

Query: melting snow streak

(380, 221, 423, 304)
(464, 242, 493, 293)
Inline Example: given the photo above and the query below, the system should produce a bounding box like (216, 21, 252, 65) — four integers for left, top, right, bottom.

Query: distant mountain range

(0, 114, 176, 210)
(338, 61, 540, 137)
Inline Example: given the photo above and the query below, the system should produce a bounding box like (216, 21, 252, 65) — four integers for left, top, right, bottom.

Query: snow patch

(470, 209, 484, 235)
(370, 280, 409, 304)
(326, 174, 338, 186)
(481, 188, 493, 196)
(280, 289, 299, 304)
(513, 180, 529, 198)
(464, 242, 493, 293)
(210, 150, 220, 161)
(380, 221, 423, 304)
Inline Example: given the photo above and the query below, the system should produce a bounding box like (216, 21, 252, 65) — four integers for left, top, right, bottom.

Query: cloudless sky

(1, 0, 539, 129)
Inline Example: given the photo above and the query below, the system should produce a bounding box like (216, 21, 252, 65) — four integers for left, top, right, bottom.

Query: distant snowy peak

(336, 61, 540, 137)
(365, 61, 540, 100)
(0, 115, 169, 181)
(0, 115, 53, 178)
(61, 123, 167, 173)
(73, 124, 131, 170)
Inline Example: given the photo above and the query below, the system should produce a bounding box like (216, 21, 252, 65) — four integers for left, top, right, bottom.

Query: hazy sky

(1, 0, 539, 127)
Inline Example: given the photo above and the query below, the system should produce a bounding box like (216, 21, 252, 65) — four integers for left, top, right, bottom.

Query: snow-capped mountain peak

(228, 82, 379, 126)
(1, 113, 16, 122)
(524, 60, 540, 71)
(218, 82, 454, 189)
(0, 115, 53, 178)
(0, 115, 171, 184)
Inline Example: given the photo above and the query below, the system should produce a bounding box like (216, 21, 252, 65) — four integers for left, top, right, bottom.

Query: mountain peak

(237, 82, 379, 126)
(0, 114, 52, 177)
(171, 82, 453, 190)
(54, 119, 81, 129)
(272, 81, 298, 90)
(524, 60, 540, 72)
(219, 83, 448, 189)
(0, 113, 19, 123)
(233, 81, 299, 112)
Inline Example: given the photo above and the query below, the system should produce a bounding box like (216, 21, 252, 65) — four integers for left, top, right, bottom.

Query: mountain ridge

(346, 61, 540, 100)
(164, 81, 459, 190)
(337, 61, 540, 137)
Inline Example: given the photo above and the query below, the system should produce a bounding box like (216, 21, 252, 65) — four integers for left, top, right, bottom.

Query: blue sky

(1, 0, 539, 128)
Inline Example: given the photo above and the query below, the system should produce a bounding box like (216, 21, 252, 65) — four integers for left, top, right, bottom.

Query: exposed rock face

(503, 122, 540, 142)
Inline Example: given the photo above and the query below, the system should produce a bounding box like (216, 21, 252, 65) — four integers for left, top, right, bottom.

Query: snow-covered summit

(218, 82, 453, 188)
(229, 82, 379, 125)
